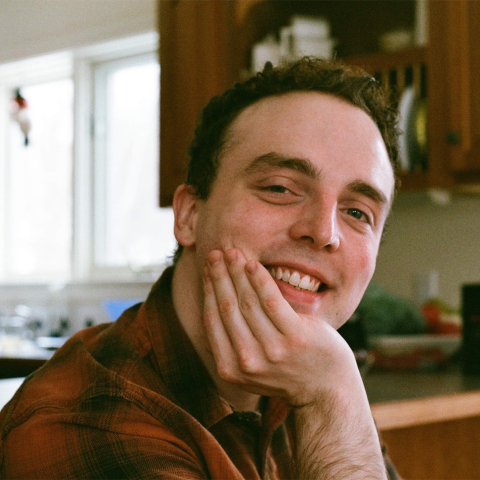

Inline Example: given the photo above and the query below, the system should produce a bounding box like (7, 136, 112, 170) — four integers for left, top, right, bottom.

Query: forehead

(216, 91, 394, 201)
(224, 91, 380, 155)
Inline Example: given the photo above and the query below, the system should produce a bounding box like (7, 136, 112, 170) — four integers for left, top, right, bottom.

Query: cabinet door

(159, 0, 237, 206)
(430, 0, 480, 180)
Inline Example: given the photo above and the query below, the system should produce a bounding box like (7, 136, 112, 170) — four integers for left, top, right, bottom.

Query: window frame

(75, 32, 160, 282)
(0, 32, 160, 285)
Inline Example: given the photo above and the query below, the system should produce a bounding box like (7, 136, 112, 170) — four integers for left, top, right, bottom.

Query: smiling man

(0, 58, 399, 479)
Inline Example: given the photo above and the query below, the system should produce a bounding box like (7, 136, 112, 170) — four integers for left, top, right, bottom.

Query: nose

(289, 198, 340, 252)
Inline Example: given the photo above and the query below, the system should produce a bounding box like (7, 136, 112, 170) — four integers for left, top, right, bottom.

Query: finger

(224, 248, 283, 342)
(207, 250, 257, 352)
(245, 259, 299, 335)
(202, 266, 238, 375)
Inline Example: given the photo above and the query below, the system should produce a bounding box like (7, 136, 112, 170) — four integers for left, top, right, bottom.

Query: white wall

(0, 0, 156, 63)
(373, 191, 480, 310)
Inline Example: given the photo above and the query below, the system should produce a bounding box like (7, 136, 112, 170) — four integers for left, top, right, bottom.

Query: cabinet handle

(446, 131, 461, 145)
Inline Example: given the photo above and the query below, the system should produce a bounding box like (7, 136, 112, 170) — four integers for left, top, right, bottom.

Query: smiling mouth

(266, 266, 328, 293)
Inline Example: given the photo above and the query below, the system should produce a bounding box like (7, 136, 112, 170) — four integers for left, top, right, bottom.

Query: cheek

(195, 201, 258, 257)
(349, 243, 378, 287)
(213, 198, 281, 242)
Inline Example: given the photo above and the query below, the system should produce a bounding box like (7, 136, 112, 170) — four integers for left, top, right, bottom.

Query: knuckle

(263, 294, 280, 313)
(237, 350, 259, 374)
(264, 343, 285, 363)
(240, 292, 258, 312)
(203, 310, 216, 328)
(218, 297, 236, 317)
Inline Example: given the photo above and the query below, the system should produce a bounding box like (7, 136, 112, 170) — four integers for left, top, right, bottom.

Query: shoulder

(0, 358, 210, 479)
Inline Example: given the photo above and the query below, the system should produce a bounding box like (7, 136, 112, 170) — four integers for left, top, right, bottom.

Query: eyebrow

(244, 152, 390, 206)
(244, 152, 320, 179)
(347, 179, 389, 206)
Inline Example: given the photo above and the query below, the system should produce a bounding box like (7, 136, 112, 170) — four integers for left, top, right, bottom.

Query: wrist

(288, 342, 364, 408)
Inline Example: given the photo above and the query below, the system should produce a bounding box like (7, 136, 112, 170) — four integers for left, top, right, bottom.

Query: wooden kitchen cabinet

(429, 0, 480, 183)
(351, 0, 480, 191)
(158, 0, 238, 206)
(158, 0, 480, 205)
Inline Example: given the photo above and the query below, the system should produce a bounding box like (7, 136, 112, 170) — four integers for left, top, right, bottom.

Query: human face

(191, 92, 394, 328)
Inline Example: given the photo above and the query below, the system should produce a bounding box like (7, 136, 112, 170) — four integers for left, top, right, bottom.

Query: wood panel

(430, 0, 480, 178)
(372, 391, 480, 479)
(381, 417, 480, 480)
(464, 0, 480, 173)
(159, 0, 238, 206)
(425, 0, 456, 189)
(372, 391, 480, 431)
(158, 0, 480, 202)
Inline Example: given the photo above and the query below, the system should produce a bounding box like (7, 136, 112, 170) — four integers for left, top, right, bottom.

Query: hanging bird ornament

(11, 88, 32, 146)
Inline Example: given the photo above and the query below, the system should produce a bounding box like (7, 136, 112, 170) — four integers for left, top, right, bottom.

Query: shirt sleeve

(1, 421, 209, 479)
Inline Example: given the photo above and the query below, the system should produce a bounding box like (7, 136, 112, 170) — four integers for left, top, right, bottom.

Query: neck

(172, 251, 261, 412)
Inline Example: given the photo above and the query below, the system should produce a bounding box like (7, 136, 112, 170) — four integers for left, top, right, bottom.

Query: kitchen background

(0, 0, 166, 336)
(0, 0, 479, 335)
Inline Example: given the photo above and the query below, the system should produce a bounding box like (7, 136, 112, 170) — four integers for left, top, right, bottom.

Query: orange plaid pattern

(0, 267, 398, 479)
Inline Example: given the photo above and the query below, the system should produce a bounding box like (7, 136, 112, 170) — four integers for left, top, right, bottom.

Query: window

(93, 54, 166, 269)
(6, 79, 74, 280)
(0, 33, 177, 284)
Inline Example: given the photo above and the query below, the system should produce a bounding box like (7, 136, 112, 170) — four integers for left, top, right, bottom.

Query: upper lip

(262, 261, 332, 288)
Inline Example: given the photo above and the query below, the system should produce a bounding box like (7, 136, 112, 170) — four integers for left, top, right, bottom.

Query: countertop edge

(371, 389, 480, 431)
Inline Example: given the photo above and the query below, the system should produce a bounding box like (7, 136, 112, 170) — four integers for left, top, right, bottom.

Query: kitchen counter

(365, 365, 480, 479)
(0, 377, 24, 410)
(0, 345, 53, 379)
(364, 364, 480, 404)
(365, 364, 480, 429)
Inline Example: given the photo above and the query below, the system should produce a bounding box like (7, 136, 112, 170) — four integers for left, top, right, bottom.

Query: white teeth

(267, 266, 323, 293)
(276, 267, 283, 279)
(298, 275, 311, 290)
(289, 271, 300, 287)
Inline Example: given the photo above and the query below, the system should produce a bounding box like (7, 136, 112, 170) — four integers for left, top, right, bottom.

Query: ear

(173, 184, 200, 248)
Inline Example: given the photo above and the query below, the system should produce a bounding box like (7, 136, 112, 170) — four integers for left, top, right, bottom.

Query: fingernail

(225, 249, 237, 265)
(245, 260, 257, 274)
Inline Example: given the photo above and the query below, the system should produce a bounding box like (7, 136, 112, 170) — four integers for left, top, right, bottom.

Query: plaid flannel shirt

(0, 266, 398, 479)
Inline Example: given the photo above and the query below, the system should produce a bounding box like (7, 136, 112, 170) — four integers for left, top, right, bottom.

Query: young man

(0, 58, 400, 479)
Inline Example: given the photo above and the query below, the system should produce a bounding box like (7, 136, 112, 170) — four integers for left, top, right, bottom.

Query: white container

(369, 334, 461, 357)
(281, 24, 336, 61)
(293, 36, 336, 60)
(290, 15, 331, 39)
(279, 26, 294, 59)
(252, 34, 281, 72)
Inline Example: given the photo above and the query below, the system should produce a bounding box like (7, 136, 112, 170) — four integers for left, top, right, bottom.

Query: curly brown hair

(173, 57, 400, 263)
